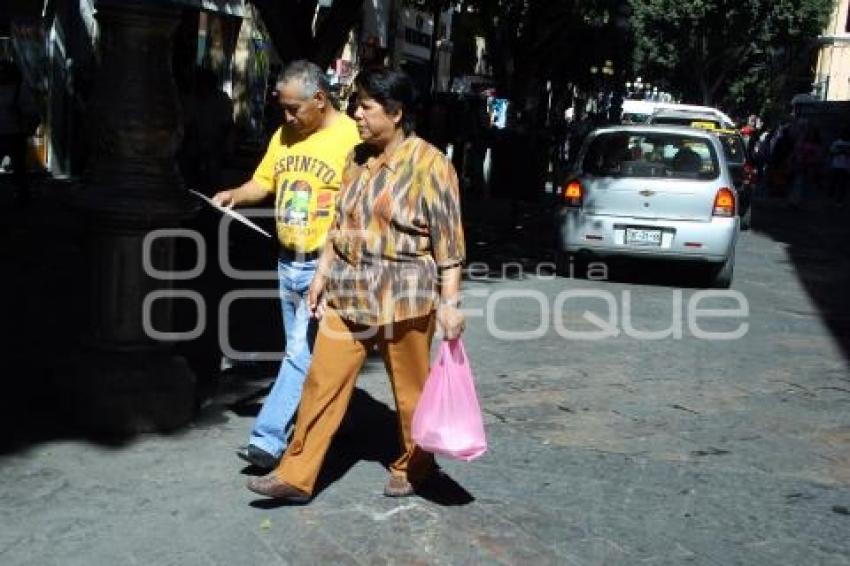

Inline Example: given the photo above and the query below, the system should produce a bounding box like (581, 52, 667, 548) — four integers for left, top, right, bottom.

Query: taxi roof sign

(690, 121, 720, 130)
(689, 121, 740, 136)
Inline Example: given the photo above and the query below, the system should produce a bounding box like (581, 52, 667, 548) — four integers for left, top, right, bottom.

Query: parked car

(555, 125, 739, 288)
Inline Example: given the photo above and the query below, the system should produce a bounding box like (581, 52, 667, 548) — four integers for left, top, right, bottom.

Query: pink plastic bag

(412, 339, 487, 461)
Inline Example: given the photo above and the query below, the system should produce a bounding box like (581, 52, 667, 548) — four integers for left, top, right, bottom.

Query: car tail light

(743, 162, 756, 185)
(713, 187, 736, 217)
(563, 180, 583, 207)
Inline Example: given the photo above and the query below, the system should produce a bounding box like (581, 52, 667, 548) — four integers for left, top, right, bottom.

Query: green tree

(630, 0, 833, 114)
(249, 0, 364, 68)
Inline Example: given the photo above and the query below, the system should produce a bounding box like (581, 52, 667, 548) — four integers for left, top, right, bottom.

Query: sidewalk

(3, 177, 850, 565)
(0, 178, 574, 562)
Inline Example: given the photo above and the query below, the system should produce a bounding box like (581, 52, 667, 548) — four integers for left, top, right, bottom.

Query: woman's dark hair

(354, 67, 417, 135)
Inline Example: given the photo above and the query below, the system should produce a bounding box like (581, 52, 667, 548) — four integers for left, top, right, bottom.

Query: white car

(555, 125, 739, 288)
(621, 100, 659, 124)
(648, 104, 736, 129)
(621, 101, 735, 129)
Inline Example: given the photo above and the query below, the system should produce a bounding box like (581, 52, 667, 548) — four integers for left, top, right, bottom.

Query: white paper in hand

(189, 189, 272, 239)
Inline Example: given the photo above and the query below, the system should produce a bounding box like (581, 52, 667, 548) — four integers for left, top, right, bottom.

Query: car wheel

(740, 202, 752, 230)
(709, 248, 735, 289)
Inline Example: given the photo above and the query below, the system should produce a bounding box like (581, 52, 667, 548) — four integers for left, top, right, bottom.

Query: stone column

(74, 0, 199, 433)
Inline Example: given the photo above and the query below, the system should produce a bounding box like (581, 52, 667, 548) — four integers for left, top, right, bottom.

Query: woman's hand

(307, 275, 327, 320)
(437, 303, 465, 340)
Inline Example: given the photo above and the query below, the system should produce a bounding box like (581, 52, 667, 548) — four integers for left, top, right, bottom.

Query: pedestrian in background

(262, 65, 283, 141)
(788, 124, 824, 208)
(0, 59, 38, 205)
(247, 66, 466, 503)
(212, 60, 361, 471)
(828, 127, 850, 207)
(766, 121, 796, 198)
(178, 67, 233, 194)
(190, 68, 234, 193)
(749, 123, 772, 199)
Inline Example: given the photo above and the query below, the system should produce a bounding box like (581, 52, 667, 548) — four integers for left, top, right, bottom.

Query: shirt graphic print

(252, 114, 360, 252)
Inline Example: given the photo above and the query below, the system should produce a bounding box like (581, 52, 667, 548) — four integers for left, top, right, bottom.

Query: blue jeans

(248, 257, 318, 457)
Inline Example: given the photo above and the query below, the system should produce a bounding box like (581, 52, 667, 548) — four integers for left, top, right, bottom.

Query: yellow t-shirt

(253, 114, 360, 253)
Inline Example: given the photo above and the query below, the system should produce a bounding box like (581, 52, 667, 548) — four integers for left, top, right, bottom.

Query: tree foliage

(441, 1, 627, 99)
(630, 0, 834, 114)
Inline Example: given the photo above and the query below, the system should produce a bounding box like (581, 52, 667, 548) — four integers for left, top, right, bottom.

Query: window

(583, 132, 720, 180)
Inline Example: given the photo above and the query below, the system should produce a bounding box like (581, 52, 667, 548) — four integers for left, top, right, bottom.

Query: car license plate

(625, 228, 662, 246)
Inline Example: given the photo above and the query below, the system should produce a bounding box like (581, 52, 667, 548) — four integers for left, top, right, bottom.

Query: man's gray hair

(277, 60, 331, 99)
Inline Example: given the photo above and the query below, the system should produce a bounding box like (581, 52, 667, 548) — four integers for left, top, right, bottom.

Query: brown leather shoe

(383, 474, 415, 497)
(246, 473, 310, 503)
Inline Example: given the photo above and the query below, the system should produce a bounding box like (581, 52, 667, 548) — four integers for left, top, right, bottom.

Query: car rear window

(622, 113, 651, 124)
(583, 132, 720, 180)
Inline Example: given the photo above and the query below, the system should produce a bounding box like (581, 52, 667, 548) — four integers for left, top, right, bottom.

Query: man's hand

(211, 189, 237, 208)
(210, 180, 272, 209)
(307, 276, 327, 320)
(437, 303, 465, 340)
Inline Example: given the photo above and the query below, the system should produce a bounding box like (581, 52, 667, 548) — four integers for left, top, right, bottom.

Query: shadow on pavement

(0, 180, 98, 453)
(585, 258, 715, 289)
(0, 178, 278, 453)
(248, 497, 310, 509)
(319, 388, 474, 506)
(414, 472, 475, 506)
(752, 198, 850, 362)
(245, 387, 474, 508)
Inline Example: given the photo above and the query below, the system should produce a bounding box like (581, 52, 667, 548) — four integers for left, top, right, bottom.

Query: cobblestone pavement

(1, 186, 849, 565)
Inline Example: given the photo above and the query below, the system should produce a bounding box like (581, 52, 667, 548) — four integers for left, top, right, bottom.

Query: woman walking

(247, 67, 466, 502)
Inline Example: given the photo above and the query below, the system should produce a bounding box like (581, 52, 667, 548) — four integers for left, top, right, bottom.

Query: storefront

(1, 0, 250, 178)
(1, 1, 52, 172)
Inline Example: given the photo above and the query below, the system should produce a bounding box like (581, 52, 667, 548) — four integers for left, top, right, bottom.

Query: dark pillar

(73, 0, 199, 434)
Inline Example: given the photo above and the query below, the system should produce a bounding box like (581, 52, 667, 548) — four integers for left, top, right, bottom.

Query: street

(1, 0, 849, 563)
(1, 194, 849, 565)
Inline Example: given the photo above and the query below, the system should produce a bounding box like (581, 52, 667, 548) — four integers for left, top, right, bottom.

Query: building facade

(326, 0, 454, 100)
(814, 0, 850, 100)
(392, 3, 453, 95)
(0, 0, 249, 176)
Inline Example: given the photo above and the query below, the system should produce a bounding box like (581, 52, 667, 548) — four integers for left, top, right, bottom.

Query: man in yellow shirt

(212, 60, 360, 470)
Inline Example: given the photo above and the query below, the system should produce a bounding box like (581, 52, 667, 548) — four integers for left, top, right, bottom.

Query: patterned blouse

(326, 135, 465, 326)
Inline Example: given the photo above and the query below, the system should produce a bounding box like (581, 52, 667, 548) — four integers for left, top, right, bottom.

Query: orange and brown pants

(275, 308, 436, 495)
